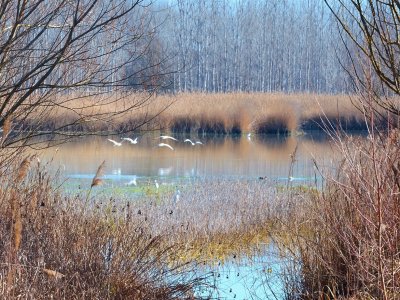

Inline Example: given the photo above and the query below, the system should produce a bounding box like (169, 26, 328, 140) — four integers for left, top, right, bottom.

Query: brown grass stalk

(0, 158, 211, 299)
(277, 130, 400, 299)
(6, 156, 33, 296)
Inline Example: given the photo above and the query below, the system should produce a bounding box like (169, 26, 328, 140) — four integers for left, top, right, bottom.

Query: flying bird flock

(107, 135, 204, 151)
(105, 134, 202, 203)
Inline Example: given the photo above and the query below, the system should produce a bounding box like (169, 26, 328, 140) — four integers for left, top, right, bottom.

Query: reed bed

(80, 178, 290, 264)
(126, 179, 284, 262)
(273, 130, 400, 299)
(157, 93, 358, 134)
(0, 157, 207, 299)
(0, 153, 291, 298)
(22, 92, 399, 135)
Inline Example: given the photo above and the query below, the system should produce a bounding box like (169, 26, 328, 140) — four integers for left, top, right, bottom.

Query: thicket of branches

(325, 0, 400, 124)
(0, 0, 168, 148)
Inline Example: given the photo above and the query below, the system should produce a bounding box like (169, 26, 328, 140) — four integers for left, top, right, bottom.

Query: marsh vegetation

(1, 0, 399, 299)
(15, 92, 400, 136)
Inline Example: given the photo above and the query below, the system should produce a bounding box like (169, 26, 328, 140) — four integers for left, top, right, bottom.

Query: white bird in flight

(158, 143, 174, 150)
(184, 139, 203, 146)
(107, 138, 122, 147)
(122, 137, 138, 144)
(159, 135, 178, 141)
(184, 139, 195, 146)
(247, 133, 252, 141)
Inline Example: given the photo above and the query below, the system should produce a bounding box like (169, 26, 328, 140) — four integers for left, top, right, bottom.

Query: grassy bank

(22, 93, 400, 135)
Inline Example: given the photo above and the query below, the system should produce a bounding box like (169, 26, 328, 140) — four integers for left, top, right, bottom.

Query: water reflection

(39, 133, 336, 183)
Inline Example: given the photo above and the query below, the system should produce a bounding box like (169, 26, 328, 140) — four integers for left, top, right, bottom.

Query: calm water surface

(41, 133, 336, 185)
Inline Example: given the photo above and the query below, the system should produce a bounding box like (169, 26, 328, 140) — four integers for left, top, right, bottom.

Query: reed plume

(43, 268, 65, 280)
(1, 115, 11, 146)
(91, 160, 105, 187)
(16, 157, 31, 183)
(84, 161, 106, 211)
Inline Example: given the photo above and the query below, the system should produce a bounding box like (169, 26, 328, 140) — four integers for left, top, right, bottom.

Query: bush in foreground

(282, 130, 400, 299)
(0, 156, 203, 299)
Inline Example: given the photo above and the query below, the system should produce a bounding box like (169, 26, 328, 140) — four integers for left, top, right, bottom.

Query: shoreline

(17, 92, 399, 136)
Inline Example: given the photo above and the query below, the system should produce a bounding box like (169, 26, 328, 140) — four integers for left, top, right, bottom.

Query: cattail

(91, 160, 105, 188)
(13, 205, 22, 252)
(43, 268, 65, 280)
(17, 157, 31, 183)
(2, 115, 11, 138)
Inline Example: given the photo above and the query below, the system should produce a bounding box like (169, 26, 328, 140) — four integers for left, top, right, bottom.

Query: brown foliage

(14, 92, 399, 138)
(0, 158, 205, 299)
(282, 131, 400, 299)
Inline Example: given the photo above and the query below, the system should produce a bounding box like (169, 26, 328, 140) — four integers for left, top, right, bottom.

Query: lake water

(41, 132, 337, 186)
(38, 132, 340, 299)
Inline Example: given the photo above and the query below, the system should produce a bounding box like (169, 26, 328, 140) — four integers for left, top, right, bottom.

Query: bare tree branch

(0, 0, 168, 147)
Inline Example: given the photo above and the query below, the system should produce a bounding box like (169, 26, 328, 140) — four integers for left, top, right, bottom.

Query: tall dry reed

(21, 92, 397, 135)
(276, 130, 400, 299)
(0, 158, 206, 299)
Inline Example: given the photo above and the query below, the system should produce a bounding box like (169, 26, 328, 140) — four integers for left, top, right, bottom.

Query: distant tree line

(138, 0, 354, 94)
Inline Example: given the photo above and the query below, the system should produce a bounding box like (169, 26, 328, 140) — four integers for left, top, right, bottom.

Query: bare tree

(325, 0, 400, 117)
(0, 0, 166, 148)
(159, 0, 350, 94)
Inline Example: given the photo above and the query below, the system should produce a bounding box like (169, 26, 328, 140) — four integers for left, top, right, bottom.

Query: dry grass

(157, 93, 368, 134)
(273, 130, 400, 299)
(20, 92, 399, 135)
(0, 158, 210, 299)
(0, 152, 288, 298)
(79, 178, 286, 267)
